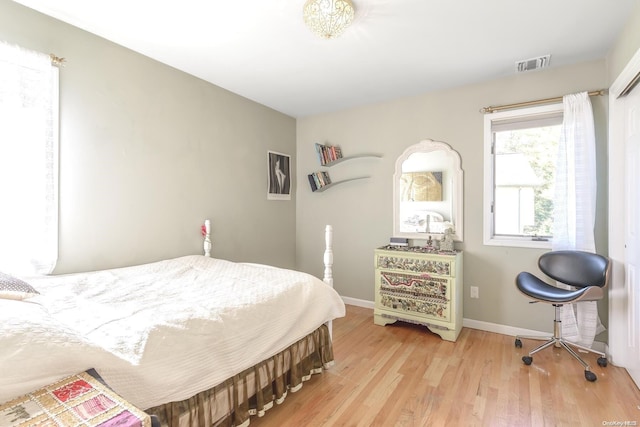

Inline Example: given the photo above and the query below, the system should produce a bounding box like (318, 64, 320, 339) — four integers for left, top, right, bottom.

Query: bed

(0, 224, 345, 426)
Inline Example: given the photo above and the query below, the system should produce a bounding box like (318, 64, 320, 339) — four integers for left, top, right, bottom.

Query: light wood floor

(250, 305, 640, 427)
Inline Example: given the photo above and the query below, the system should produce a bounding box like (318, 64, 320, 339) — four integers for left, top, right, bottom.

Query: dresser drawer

(376, 253, 455, 277)
(376, 271, 451, 322)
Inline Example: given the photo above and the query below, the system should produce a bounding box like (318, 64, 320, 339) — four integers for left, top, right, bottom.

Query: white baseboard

(342, 298, 606, 353)
(462, 318, 545, 338)
(462, 318, 607, 353)
(341, 296, 374, 309)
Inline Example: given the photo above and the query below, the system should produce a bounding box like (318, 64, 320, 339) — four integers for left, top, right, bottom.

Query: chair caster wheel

(597, 357, 608, 367)
(585, 370, 597, 382)
(515, 339, 522, 348)
(522, 356, 532, 365)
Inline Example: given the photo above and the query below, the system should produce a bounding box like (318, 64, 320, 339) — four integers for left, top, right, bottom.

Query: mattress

(0, 255, 345, 410)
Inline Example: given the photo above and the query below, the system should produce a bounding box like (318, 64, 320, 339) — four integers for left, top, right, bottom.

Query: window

(483, 104, 563, 248)
(0, 42, 59, 274)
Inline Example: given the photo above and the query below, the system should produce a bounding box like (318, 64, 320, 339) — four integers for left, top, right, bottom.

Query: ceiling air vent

(515, 55, 551, 73)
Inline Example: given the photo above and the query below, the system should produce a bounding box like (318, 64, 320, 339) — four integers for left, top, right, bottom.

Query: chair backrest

(538, 250, 610, 289)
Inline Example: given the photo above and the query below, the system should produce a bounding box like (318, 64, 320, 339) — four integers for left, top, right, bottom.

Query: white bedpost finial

(204, 220, 212, 257)
(323, 225, 334, 287)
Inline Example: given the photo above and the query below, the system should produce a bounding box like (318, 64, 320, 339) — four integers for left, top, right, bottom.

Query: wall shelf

(311, 176, 371, 192)
(309, 143, 382, 192)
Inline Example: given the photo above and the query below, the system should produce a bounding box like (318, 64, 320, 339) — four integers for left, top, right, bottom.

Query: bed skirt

(146, 324, 334, 427)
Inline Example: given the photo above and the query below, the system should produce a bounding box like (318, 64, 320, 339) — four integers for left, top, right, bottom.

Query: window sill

(483, 237, 552, 249)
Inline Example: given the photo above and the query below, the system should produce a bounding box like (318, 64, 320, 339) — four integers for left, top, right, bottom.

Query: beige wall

(296, 60, 609, 335)
(608, 1, 640, 84)
(0, 1, 297, 273)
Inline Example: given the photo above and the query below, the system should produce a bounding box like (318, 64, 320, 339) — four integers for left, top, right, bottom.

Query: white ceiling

(13, 0, 638, 118)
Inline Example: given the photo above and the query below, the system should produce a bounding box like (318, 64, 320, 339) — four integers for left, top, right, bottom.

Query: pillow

(0, 271, 39, 300)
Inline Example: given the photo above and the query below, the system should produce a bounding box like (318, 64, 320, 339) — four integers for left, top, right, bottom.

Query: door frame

(608, 45, 640, 387)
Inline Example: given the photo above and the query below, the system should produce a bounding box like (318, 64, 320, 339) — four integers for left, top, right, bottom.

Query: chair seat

(516, 271, 593, 303)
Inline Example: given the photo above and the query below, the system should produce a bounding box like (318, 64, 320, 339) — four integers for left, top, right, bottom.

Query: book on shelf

(315, 143, 343, 165)
(307, 174, 318, 192)
(308, 171, 332, 192)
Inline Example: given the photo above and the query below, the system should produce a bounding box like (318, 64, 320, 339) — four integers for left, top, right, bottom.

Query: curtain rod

(49, 54, 65, 67)
(480, 89, 607, 114)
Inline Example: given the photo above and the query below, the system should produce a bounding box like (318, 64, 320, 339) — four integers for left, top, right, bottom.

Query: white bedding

(0, 255, 345, 409)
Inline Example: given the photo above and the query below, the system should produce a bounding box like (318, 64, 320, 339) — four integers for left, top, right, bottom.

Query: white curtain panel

(0, 42, 58, 275)
(552, 91, 604, 347)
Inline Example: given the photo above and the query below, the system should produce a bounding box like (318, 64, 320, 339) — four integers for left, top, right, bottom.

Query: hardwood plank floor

(250, 305, 640, 427)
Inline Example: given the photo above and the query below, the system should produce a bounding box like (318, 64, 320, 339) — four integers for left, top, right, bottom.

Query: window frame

(483, 103, 563, 249)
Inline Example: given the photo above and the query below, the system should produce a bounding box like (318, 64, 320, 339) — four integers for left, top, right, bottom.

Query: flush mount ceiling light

(303, 0, 355, 39)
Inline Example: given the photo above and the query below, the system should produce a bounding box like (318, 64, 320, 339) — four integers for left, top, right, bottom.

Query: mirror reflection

(393, 140, 463, 241)
(400, 172, 443, 202)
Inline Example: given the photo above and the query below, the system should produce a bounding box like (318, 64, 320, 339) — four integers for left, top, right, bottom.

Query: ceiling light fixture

(303, 0, 355, 39)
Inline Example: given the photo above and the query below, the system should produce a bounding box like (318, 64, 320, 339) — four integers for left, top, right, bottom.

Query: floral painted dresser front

(374, 245, 463, 342)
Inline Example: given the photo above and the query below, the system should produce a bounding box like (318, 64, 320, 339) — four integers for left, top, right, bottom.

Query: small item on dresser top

(426, 235, 433, 247)
(432, 237, 440, 250)
(439, 227, 455, 252)
(389, 237, 409, 246)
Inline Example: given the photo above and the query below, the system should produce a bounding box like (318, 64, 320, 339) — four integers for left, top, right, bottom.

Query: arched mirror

(393, 139, 463, 241)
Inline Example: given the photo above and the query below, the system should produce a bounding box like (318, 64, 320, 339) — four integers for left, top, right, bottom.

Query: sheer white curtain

(0, 41, 58, 275)
(552, 91, 604, 347)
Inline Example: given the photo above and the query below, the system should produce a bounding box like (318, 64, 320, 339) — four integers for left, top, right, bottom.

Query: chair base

(514, 304, 607, 382)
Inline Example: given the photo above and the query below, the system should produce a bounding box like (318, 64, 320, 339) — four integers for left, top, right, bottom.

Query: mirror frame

(393, 139, 464, 242)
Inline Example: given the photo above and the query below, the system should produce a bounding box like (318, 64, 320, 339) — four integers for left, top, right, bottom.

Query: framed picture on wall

(267, 151, 291, 200)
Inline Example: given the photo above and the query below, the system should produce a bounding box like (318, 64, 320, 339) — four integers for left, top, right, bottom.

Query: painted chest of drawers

(374, 246, 463, 342)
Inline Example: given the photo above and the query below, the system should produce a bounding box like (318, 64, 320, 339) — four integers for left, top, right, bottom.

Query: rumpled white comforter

(0, 255, 345, 409)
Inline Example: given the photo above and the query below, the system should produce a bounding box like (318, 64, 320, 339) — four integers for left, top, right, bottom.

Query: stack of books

(315, 143, 343, 165)
(308, 171, 332, 192)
